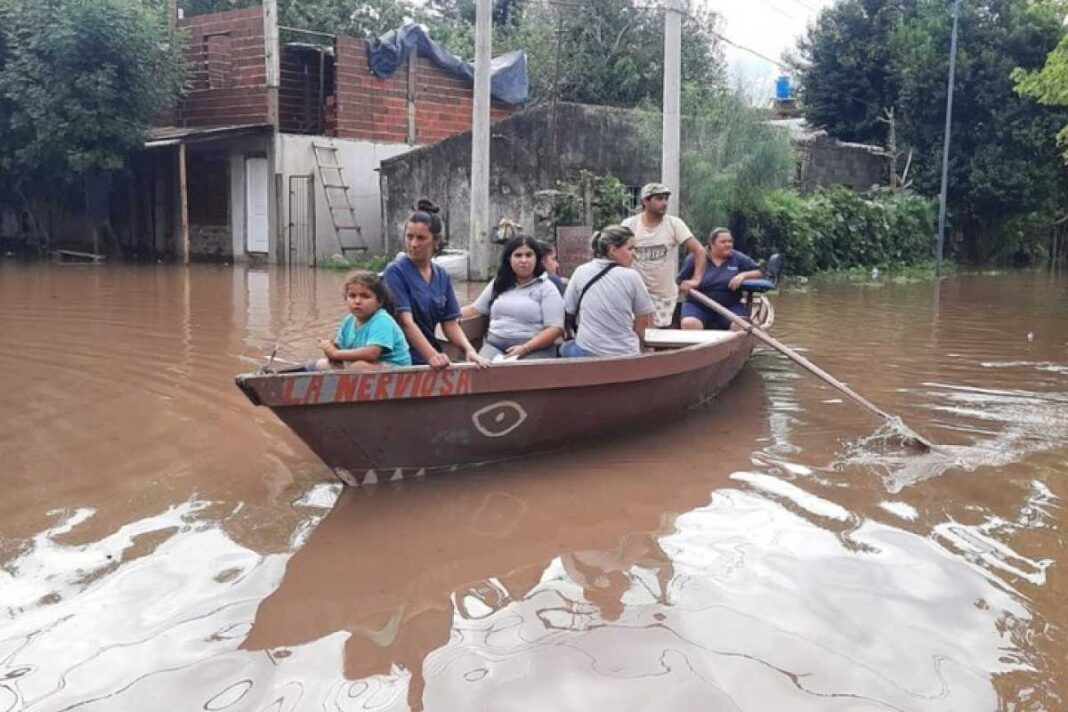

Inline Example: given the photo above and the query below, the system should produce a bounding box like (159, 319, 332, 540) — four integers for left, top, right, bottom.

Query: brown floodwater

(1, 262, 1065, 711)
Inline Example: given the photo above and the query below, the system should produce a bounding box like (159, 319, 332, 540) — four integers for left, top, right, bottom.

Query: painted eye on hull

(471, 400, 528, 438)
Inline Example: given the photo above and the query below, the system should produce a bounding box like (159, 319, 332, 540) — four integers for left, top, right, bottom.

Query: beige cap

(640, 182, 671, 200)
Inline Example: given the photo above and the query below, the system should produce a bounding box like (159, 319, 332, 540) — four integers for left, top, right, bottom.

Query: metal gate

(288, 174, 316, 265)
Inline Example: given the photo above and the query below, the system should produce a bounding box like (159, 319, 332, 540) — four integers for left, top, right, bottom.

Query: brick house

(132, 1, 517, 264)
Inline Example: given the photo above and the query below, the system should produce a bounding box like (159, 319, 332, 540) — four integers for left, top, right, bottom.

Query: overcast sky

(712, 0, 837, 99)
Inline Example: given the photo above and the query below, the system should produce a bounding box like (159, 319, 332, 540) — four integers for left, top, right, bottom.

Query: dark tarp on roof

(366, 24, 528, 105)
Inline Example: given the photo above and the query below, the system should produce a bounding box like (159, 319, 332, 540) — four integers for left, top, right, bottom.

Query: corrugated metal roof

(145, 124, 272, 148)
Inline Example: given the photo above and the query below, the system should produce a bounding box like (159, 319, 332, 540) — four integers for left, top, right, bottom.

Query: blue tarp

(366, 24, 528, 105)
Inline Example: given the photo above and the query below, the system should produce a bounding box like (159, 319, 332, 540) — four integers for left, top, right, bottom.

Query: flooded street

(1, 263, 1065, 711)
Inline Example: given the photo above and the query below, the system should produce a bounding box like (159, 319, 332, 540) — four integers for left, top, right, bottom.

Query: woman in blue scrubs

(677, 228, 764, 330)
(383, 203, 490, 369)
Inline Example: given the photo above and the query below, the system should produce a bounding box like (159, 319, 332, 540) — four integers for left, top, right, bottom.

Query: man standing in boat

(621, 183, 707, 328)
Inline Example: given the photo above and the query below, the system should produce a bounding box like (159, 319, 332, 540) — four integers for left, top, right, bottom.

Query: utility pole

(468, 0, 493, 280)
(662, 0, 683, 215)
(936, 0, 962, 275)
(548, 11, 564, 184)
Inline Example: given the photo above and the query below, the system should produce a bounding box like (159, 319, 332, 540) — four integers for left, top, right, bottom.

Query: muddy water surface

(1, 263, 1065, 711)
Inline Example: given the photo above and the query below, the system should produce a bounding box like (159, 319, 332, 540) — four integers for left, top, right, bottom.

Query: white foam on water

(878, 501, 919, 521)
(730, 472, 852, 522)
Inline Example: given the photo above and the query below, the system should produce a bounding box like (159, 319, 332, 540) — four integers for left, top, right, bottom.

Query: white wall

(277, 134, 412, 263)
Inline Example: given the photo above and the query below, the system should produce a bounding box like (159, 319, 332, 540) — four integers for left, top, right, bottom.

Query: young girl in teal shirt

(315, 271, 412, 370)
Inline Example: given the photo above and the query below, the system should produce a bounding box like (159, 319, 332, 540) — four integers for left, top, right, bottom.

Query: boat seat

(742, 253, 784, 295)
(741, 278, 776, 293)
(644, 328, 739, 349)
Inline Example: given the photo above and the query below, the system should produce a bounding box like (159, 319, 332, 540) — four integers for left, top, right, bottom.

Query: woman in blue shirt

(383, 202, 489, 369)
(677, 228, 763, 330)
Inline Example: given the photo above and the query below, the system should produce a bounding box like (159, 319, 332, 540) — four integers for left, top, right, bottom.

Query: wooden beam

(406, 47, 417, 145)
(178, 142, 190, 265)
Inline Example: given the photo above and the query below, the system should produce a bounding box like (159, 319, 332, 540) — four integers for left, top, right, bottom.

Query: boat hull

(237, 332, 756, 483)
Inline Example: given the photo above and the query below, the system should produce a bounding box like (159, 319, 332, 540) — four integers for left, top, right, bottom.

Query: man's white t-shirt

(621, 213, 694, 301)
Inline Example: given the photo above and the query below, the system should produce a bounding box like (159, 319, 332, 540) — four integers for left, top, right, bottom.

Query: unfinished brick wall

(335, 37, 514, 145)
(179, 8, 270, 127)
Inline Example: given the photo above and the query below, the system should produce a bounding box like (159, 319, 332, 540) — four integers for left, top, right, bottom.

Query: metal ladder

(311, 142, 367, 255)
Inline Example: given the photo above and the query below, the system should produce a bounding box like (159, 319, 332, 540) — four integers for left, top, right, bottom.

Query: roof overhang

(144, 123, 273, 149)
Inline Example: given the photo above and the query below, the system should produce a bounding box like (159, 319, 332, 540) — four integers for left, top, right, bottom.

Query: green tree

(0, 0, 186, 245)
(179, 0, 423, 37)
(793, 0, 915, 144)
(1013, 4, 1068, 163)
(794, 0, 1068, 263)
(677, 86, 794, 238)
(502, 0, 724, 107)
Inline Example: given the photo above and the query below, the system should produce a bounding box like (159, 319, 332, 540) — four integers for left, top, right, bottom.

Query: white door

(245, 157, 270, 254)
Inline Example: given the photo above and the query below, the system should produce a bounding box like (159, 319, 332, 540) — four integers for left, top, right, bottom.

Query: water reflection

(242, 369, 768, 710)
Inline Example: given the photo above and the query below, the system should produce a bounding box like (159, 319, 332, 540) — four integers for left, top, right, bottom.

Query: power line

(780, 0, 820, 13)
(754, 0, 801, 22)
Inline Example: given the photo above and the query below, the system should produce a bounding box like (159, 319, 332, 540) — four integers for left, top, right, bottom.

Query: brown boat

(235, 297, 774, 484)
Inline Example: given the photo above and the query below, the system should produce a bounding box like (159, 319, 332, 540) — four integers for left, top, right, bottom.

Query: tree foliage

(489, 0, 724, 106)
(792, 0, 913, 144)
(747, 187, 935, 275)
(675, 86, 794, 239)
(0, 0, 185, 184)
(794, 0, 1068, 263)
(1013, 9, 1068, 163)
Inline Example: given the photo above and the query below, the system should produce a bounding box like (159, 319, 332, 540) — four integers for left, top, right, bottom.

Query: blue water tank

(775, 75, 792, 101)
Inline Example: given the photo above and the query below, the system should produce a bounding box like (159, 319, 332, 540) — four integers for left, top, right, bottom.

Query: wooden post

(167, 0, 177, 29)
(468, 0, 492, 280)
(407, 47, 418, 145)
(583, 173, 594, 229)
(548, 11, 563, 184)
(178, 142, 190, 265)
(883, 107, 898, 192)
(263, 0, 280, 127)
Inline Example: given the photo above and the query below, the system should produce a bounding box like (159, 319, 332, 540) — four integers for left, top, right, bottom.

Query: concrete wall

(796, 136, 888, 194)
(379, 102, 659, 255)
(277, 134, 413, 262)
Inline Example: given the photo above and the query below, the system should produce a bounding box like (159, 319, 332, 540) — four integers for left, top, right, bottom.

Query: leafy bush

(745, 187, 935, 275)
(537, 170, 631, 230)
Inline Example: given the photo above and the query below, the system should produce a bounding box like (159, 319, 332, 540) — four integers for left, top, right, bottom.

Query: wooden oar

(687, 290, 938, 452)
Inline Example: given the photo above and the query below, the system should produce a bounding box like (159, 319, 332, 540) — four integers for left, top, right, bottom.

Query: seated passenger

(560, 225, 655, 358)
(678, 228, 763, 331)
(462, 235, 565, 360)
(539, 241, 567, 295)
(383, 202, 490, 370)
(314, 270, 411, 371)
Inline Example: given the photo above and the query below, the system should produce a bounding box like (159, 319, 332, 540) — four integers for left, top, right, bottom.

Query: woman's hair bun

(416, 198, 440, 215)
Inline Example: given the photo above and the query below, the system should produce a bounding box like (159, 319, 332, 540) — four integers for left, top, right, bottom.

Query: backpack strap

(574, 262, 619, 327)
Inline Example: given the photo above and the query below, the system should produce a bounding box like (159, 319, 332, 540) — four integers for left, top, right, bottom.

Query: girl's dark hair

(709, 227, 732, 243)
(591, 225, 634, 258)
(490, 235, 545, 305)
(407, 198, 443, 238)
(343, 270, 396, 317)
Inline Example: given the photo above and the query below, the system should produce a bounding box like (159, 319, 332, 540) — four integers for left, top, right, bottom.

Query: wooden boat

(235, 296, 774, 485)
